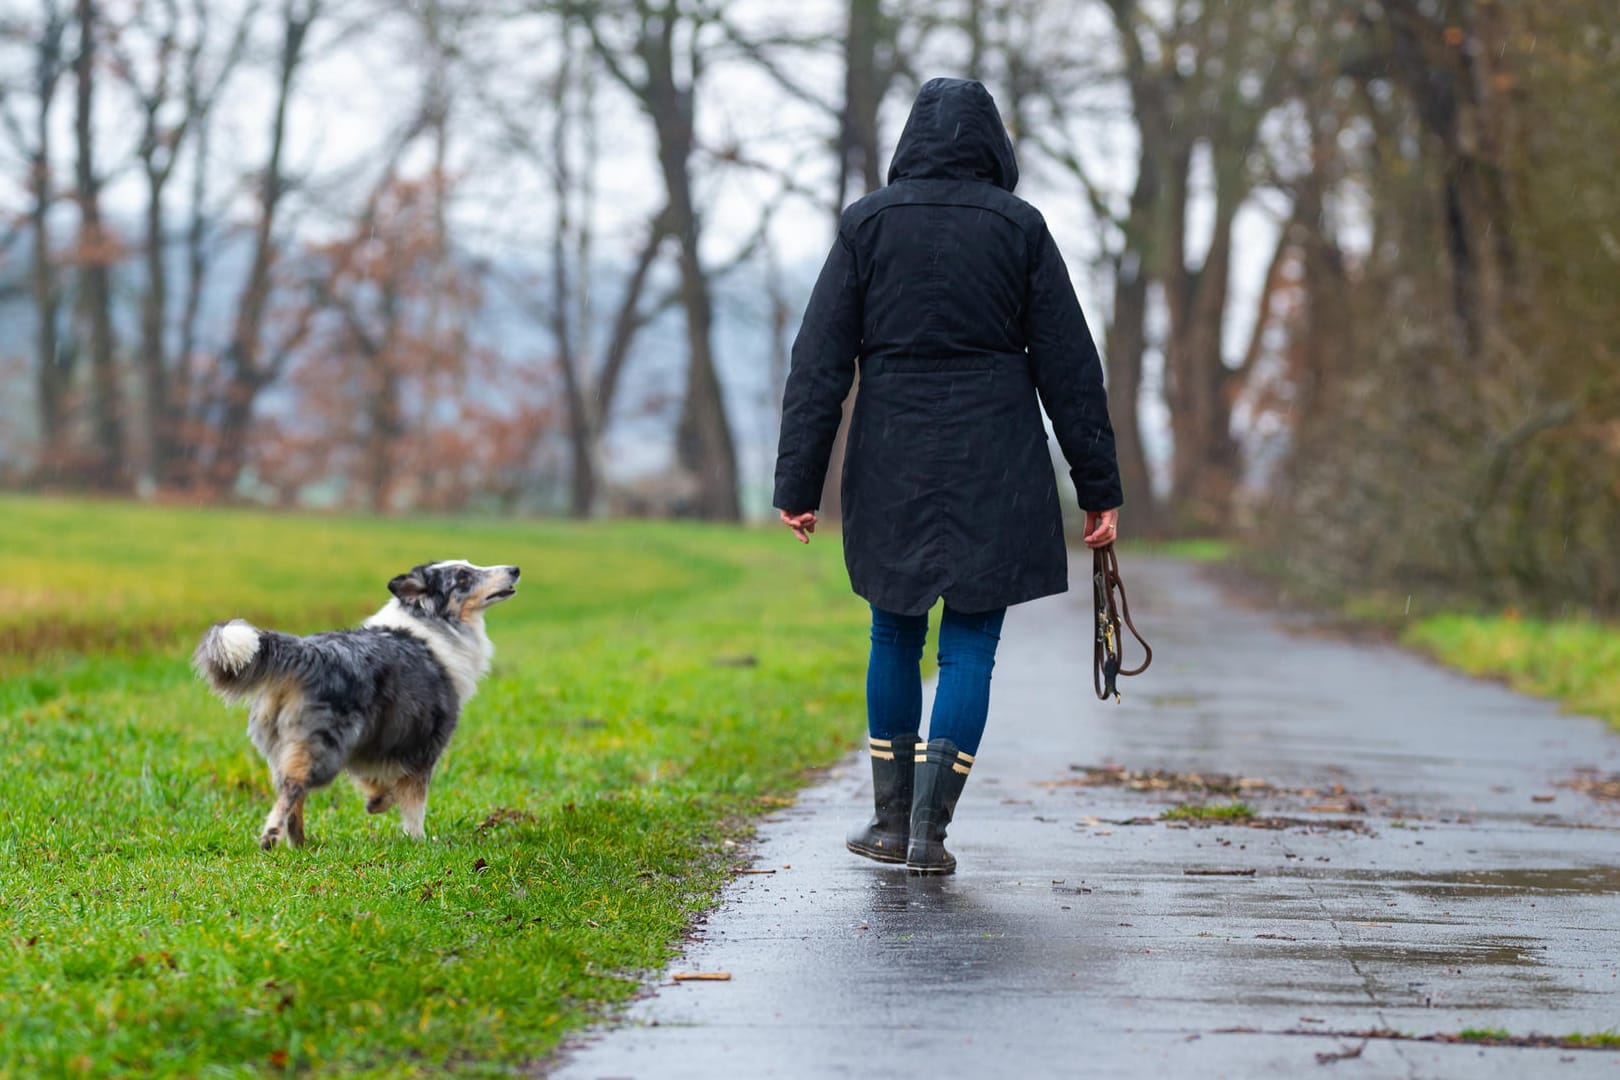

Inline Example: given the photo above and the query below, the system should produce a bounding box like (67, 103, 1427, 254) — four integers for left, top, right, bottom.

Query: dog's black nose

(510, 566, 521, 580)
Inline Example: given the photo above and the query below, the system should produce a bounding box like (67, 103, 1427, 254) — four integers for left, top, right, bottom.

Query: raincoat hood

(887, 78, 1019, 191)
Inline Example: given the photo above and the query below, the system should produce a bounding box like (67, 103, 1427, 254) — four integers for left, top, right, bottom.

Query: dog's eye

(456, 569, 473, 588)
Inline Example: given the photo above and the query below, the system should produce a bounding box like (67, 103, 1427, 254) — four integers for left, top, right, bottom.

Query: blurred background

(0, 0, 1615, 614)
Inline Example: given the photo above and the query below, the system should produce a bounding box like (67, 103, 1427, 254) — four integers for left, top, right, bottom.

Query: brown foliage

(1266, 0, 1620, 614)
(260, 177, 557, 512)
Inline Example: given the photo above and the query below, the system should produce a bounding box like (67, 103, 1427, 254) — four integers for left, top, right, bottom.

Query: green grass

(1451, 1028, 1620, 1049)
(1566, 1032, 1620, 1049)
(0, 495, 870, 1077)
(1119, 537, 1235, 564)
(1403, 613, 1620, 732)
(1160, 801, 1255, 821)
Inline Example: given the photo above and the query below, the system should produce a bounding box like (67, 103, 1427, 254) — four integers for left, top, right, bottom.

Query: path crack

(1281, 832, 1420, 1079)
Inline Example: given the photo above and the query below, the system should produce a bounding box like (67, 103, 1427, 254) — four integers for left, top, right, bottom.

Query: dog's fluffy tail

(194, 619, 287, 703)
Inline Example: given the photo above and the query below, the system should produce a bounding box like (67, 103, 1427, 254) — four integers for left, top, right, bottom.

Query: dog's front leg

(352, 775, 397, 814)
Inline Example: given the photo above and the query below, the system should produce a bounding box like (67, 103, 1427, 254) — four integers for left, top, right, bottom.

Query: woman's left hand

(1082, 507, 1119, 549)
(779, 509, 818, 544)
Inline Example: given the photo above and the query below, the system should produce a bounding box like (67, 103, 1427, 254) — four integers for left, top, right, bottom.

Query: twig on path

(1183, 868, 1257, 876)
(672, 972, 732, 982)
(1315, 1040, 1366, 1064)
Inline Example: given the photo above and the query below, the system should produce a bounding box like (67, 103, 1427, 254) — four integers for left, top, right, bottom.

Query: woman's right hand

(779, 509, 818, 544)
(1082, 507, 1119, 549)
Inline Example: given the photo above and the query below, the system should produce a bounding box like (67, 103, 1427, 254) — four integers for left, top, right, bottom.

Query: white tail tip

(213, 620, 261, 673)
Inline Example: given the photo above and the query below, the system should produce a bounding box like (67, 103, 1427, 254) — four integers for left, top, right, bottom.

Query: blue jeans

(866, 604, 1007, 756)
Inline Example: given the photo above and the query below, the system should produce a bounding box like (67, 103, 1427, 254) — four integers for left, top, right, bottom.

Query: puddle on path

(1283, 865, 1620, 896)
(1252, 938, 1549, 969)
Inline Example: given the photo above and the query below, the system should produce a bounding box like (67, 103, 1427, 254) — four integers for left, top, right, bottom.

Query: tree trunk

(1106, 258, 1155, 530)
(21, 7, 69, 483)
(642, 26, 738, 520)
(208, 0, 311, 496)
(1380, 0, 1513, 363)
(364, 331, 401, 514)
(139, 175, 172, 488)
(549, 41, 596, 518)
(670, 221, 740, 520)
(1163, 149, 1240, 531)
(30, 105, 69, 478)
(173, 96, 215, 490)
(74, 0, 126, 491)
(836, 0, 885, 213)
(1104, 130, 1162, 532)
(820, 0, 889, 520)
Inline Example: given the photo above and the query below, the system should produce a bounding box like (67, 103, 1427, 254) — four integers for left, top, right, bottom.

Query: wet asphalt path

(554, 558, 1620, 1079)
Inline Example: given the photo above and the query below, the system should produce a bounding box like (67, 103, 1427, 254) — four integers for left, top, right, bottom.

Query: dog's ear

(389, 566, 431, 608)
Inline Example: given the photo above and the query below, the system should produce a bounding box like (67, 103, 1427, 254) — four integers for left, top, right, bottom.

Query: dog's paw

(259, 827, 280, 850)
(285, 817, 305, 847)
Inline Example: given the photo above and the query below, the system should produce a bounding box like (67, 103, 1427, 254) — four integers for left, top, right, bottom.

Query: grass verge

(0, 496, 868, 1076)
(1402, 613, 1620, 733)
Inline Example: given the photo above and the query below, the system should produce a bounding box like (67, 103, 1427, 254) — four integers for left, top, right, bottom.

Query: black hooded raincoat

(774, 78, 1122, 616)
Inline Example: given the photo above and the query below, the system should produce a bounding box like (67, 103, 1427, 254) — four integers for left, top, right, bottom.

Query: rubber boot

(906, 738, 974, 875)
(846, 734, 919, 864)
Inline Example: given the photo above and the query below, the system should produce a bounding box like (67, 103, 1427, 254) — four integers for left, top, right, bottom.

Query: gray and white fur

(193, 560, 520, 849)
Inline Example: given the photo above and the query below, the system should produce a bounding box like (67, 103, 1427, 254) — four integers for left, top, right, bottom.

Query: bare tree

(471, 11, 675, 517)
(571, 0, 740, 520)
(0, 1, 73, 480)
(73, 0, 126, 490)
(205, 0, 320, 496)
(1085, 0, 1296, 531)
(109, 0, 252, 489)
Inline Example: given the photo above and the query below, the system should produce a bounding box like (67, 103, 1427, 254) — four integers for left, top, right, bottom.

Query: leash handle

(1093, 543, 1152, 702)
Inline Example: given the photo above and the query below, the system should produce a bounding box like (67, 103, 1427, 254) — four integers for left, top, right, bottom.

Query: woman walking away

(774, 78, 1123, 876)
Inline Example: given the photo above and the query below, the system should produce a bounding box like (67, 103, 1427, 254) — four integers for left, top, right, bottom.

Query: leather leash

(1093, 543, 1152, 701)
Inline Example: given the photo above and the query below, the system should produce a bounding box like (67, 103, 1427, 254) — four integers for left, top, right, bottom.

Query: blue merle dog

(194, 560, 519, 849)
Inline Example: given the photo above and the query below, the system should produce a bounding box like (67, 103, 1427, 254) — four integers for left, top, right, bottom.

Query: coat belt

(860, 353, 1026, 376)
